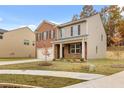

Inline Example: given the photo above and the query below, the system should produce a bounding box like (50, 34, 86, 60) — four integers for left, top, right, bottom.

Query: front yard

(0, 59, 124, 75)
(0, 74, 84, 88)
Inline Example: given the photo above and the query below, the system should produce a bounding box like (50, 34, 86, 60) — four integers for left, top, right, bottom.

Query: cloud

(0, 17, 3, 22)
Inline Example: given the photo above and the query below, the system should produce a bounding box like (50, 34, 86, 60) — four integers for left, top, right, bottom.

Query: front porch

(52, 38, 87, 61)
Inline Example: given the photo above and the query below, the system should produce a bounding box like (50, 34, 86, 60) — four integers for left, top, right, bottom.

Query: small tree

(42, 40, 50, 62)
(111, 31, 123, 60)
(80, 5, 97, 19)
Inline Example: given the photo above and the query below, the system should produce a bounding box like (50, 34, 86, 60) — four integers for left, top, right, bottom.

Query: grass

(0, 74, 84, 88)
(0, 59, 124, 75)
(0, 58, 34, 61)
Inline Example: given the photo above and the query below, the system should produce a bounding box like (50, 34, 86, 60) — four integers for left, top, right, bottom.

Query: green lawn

(0, 74, 84, 88)
(0, 58, 34, 61)
(0, 59, 124, 75)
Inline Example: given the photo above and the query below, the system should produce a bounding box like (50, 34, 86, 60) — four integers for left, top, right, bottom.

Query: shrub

(80, 58, 84, 62)
(53, 59, 56, 61)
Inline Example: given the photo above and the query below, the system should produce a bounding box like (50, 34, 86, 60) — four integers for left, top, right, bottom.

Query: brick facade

(35, 21, 57, 48)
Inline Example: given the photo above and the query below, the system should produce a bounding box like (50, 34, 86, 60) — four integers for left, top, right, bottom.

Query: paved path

(65, 71, 124, 88)
(0, 59, 41, 66)
(0, 70, 105, 80)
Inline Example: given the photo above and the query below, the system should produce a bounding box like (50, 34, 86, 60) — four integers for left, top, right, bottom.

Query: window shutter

(49, 30, 51, 39)
(71, 27, 73, 36)
(78, 25, 80, 35)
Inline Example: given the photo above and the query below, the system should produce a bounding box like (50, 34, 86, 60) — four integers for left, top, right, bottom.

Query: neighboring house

(0, 27, 36, 58)
(52, 14, 107, 60)
(35, 20, 58, 61)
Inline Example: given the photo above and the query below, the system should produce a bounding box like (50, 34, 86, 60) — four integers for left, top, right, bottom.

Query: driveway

(0, 59, 41, 66)
(65, 71, 124, 88)
(0, 70, 105, 80)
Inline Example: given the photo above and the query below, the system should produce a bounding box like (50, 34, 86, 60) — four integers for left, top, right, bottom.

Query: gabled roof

(0, 29, 8, 33)
(35, 20, 58, 32)
(6, 27, 34, 34)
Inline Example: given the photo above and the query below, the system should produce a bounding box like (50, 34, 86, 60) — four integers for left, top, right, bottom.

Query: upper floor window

(44, 31, 46, 40)
(70, 25, 79, 37)
(49, 30, 51, 39)
(60, 29, 66, 38)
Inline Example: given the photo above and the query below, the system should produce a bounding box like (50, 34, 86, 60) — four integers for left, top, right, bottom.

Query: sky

(0, 5, 107, 31)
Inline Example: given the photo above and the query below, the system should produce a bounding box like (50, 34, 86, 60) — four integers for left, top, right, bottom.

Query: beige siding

(87, 14, 107, 59)
(58, 22, 86, 39)
(0, 27, 35, 58)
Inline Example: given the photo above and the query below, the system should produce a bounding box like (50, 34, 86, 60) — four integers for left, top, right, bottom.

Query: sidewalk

(0, 59, 41, 66)
(65, 71, 124, 88)
(0, 70, 105, 80)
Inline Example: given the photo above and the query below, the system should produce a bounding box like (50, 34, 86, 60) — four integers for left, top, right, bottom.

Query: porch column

(60, 43, 62, 59)
(82, 40, 85, 60)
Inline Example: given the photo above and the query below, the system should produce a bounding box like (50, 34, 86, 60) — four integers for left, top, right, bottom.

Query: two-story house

(0, 27, 36, 58)
(52, 14, 107, 61)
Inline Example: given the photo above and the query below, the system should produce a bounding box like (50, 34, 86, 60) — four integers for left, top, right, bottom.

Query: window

(71, 25, 79, 37)
(70, 43, 81, 54)
(51, 30, 53, 39)
(24, 40, 30, 46)
(78, 25, 80, 35)
(44, 32, 46, 40)
(71, 27, 73, 36)
(101, 34, 103, 41)
(60, 30, 62, 38)
(53, 30, 56, 39)
(60, 29, 66, 38)
(73, 25, 78, 36)
(70, 44, 75, 53)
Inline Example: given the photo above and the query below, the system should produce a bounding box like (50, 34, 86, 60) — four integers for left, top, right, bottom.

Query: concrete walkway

(0, 70, 105, 80)
(65, 71, 124, 88)
(0, 59, 41, 66)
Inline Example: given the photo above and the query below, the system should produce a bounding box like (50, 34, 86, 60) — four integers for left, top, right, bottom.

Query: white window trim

(70, 43, 81, 54)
